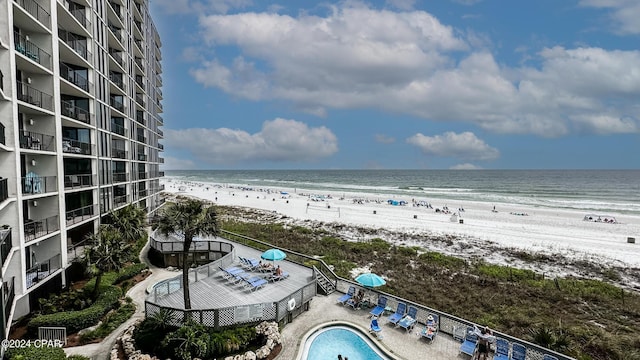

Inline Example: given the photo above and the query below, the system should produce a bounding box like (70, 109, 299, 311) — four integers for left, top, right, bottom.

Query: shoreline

(160, 179, 640, 288)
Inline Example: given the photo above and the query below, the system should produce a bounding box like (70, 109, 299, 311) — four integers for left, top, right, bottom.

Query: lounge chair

(387, 302, 407, 326)
(346, 290, 365, 310)
(397, 306, 418, 331)
(370, 318, 382, 339)
(460, 327, 478, 357)
(244, 276, 268, 291)
(493, 338, 510, 360)
(369, 296, 388, 317)
(543, 355, 559, 360)
(219, 266, 244, 280)
(242, 257, 260, 270)
(268, 271, 289, 282)
(231, 272, 253, 285)
(337, 286, 356, 305)
(511, 343, 527, 360)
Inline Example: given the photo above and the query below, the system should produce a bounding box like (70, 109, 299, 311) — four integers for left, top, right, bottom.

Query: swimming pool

(301, 325, 391, 360)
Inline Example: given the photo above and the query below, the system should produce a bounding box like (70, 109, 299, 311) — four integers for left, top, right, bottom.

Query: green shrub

(38, 288, 91, 314)
(5, 346, 66, 360)
(418, 251, 467, 268)
(27, 286, 122, 335)
(114, 263, 148, 284)
(161, 321, 209, 360)
(80, 303, 136, 343)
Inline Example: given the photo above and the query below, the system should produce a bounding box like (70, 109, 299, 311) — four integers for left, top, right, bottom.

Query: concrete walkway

(63, 240, 179, 360)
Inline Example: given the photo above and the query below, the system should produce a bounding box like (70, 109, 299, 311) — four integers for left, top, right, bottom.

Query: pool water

(302, 326, 389, 360)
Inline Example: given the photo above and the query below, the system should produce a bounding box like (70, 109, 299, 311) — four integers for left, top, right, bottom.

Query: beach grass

(216, 205, 640, 359)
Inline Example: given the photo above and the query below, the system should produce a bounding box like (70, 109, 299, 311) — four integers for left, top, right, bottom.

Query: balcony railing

(134, 57, 144, 71)
(24, 214, 59, 242)
(26, 253, 61, 289)
(157, 129, 163, 137)
(64, 173, 94, 189)
(16, 81, 53, 111)
(134, 20, 142, 33)
(159, 172, 165, 178)
(135, 93, 144, 106)
(0, 178, 8, 203)
(66, 3, 89, 28)
(134, 39, 143, 52)
(14, 32, 52, 70)
(66, 204, 97, 225)
(60, 62, 89, 92)
(58, 29, 90, 61)
(138, 189, 148, 198)
(107, 21, 123, 44)
(109, 97, 124, 113)
(61, 100, 90, 123)
(21, 175, 57, 194)
(159, 157, 164, 164)
(62, 137, 92, 155)
(135, 113, 145, 125)
(114, 194, 128, 207)
(112, 172, 127, 182)
(158, 143, 164, 150)
(3, 277, 15, 321)
(135, 77, 145, 90)
(19, 130, 55, 151)
(111, 148, 127, 159)
(14, 0, 51, 28)
(108, 1, 123, 22)
(109, 48, 124, 67)
(110, 121, 127, 136)
(0, 227, 12, 268)
(137, 172, 147, 179)
(136, 134, 146, 143)
(109, 71, 124, 89)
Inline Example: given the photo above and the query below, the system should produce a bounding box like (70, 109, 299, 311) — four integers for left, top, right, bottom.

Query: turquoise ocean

(164, 170, 640, 216)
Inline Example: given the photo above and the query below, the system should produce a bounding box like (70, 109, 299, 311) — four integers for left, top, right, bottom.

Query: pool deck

(280, 292, 468, 360)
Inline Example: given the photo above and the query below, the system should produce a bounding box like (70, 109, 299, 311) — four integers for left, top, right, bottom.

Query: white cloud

(580, 0, 640, 34)
(164, 119, 338, 164)
(160, 156, 197, 170)
(450, 163, 482, 170)
(189, 3, 640, 137)
(406, 131, 499, 161)
(375, 134, 396, 144)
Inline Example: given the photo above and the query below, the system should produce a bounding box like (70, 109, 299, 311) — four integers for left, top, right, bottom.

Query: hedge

(114, 263, 148, 284)
(27, 286, 122, 335)
(5, 346, 67, 360)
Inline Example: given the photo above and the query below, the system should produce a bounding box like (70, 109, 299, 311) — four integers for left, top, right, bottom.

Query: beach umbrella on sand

(355, 273, 386, 288)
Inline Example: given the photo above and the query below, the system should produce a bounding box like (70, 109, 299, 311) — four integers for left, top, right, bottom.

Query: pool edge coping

(293, 320, 405, 360)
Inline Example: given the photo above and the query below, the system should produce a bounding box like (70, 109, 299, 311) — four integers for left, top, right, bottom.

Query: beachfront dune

(161, 179, 640, 288)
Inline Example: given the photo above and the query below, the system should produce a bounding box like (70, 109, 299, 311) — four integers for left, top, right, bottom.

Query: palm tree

(106, 204, 147, 244)
(84, 225, 133, 297)
(152, 199, 219, 310)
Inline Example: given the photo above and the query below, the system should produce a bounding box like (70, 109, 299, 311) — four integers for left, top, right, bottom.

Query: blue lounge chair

(370, 318, 382, 338)
(268, 271, 289, 282)
(219, 266, 244, 280)
(420, 314, 439, 342)
(231, 272, 253, 284)
(241, 257, 260, 270)
(244, 276, 268, 291)
(387, 302, 406, 326)
(543, 355, 559, 360)
(369, 296, 388, 317)
(398, 306, 418, 331)
(512, 343, 527, 360)
(460, 327, 478, 357)
(338, 286, 356, 305)
(493, 338, 510, 360)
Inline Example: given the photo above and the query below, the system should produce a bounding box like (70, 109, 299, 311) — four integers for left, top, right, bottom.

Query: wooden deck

(152, 243, 315, 310)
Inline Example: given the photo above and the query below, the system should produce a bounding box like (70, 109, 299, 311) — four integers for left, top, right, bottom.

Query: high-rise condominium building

(0, 0, 164, 340)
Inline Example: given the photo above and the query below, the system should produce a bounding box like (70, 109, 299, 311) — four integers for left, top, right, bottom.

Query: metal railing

(14, 0, 51, 28)
(137, 171, 147, 179)
(110, 121, 127, 136)
(137, 134, 146, 143)
(108, 1, 123, 22)
(0, 122, 5, 145)
(134, 57, 145, 71)
(1, 228, 12, 268)
(137, 154, 147, 161)
(60, 62, 89, 92)
(109, 96, 124, 113)
(138, 189, 148, 197)
(111, 148, 127, 159)
(14, 31, 52, 70)
(67, 237, 90, 263)
(63, 173, 94, 189)
(114, 194, 128, 207)
(16, 81, 53, 111)
(109, 71, 124, 89)
(61, 100, 90, 123)
(112, 172, 127, 183)
(38, 327, 66, 346)
(3, 277, 15, 322)
(108, 48, 124, 67)
(21, 175, 57, 194)
(62, 137, 92, 155)
(107, 21, 123, 44)
(0, 178, 8, 202)
(58, 29, 91, 61)
(24, 215, 59, 242)
(135, 93, 144, 106)
(65, 204, 97, 225)
(19, 130, 55, 151)
(26, 253, 61, 289)
(66, 3, 88, 29)
(158, 143, 164, 150)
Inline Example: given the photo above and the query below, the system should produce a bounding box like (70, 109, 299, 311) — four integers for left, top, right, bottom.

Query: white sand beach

(161, 179, 640, 286)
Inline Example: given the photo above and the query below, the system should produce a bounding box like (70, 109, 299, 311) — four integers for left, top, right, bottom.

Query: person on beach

(275, 265, 283, 276)
(473, 325, 494, 360)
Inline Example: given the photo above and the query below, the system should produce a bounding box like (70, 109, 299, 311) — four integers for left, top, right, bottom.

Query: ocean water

(164, 170, 640, 216)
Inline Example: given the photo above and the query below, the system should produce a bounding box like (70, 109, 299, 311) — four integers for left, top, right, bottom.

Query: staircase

(313, 266, 336, 295)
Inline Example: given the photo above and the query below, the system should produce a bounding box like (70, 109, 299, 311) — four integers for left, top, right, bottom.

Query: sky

(150, 0, 640, 170)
